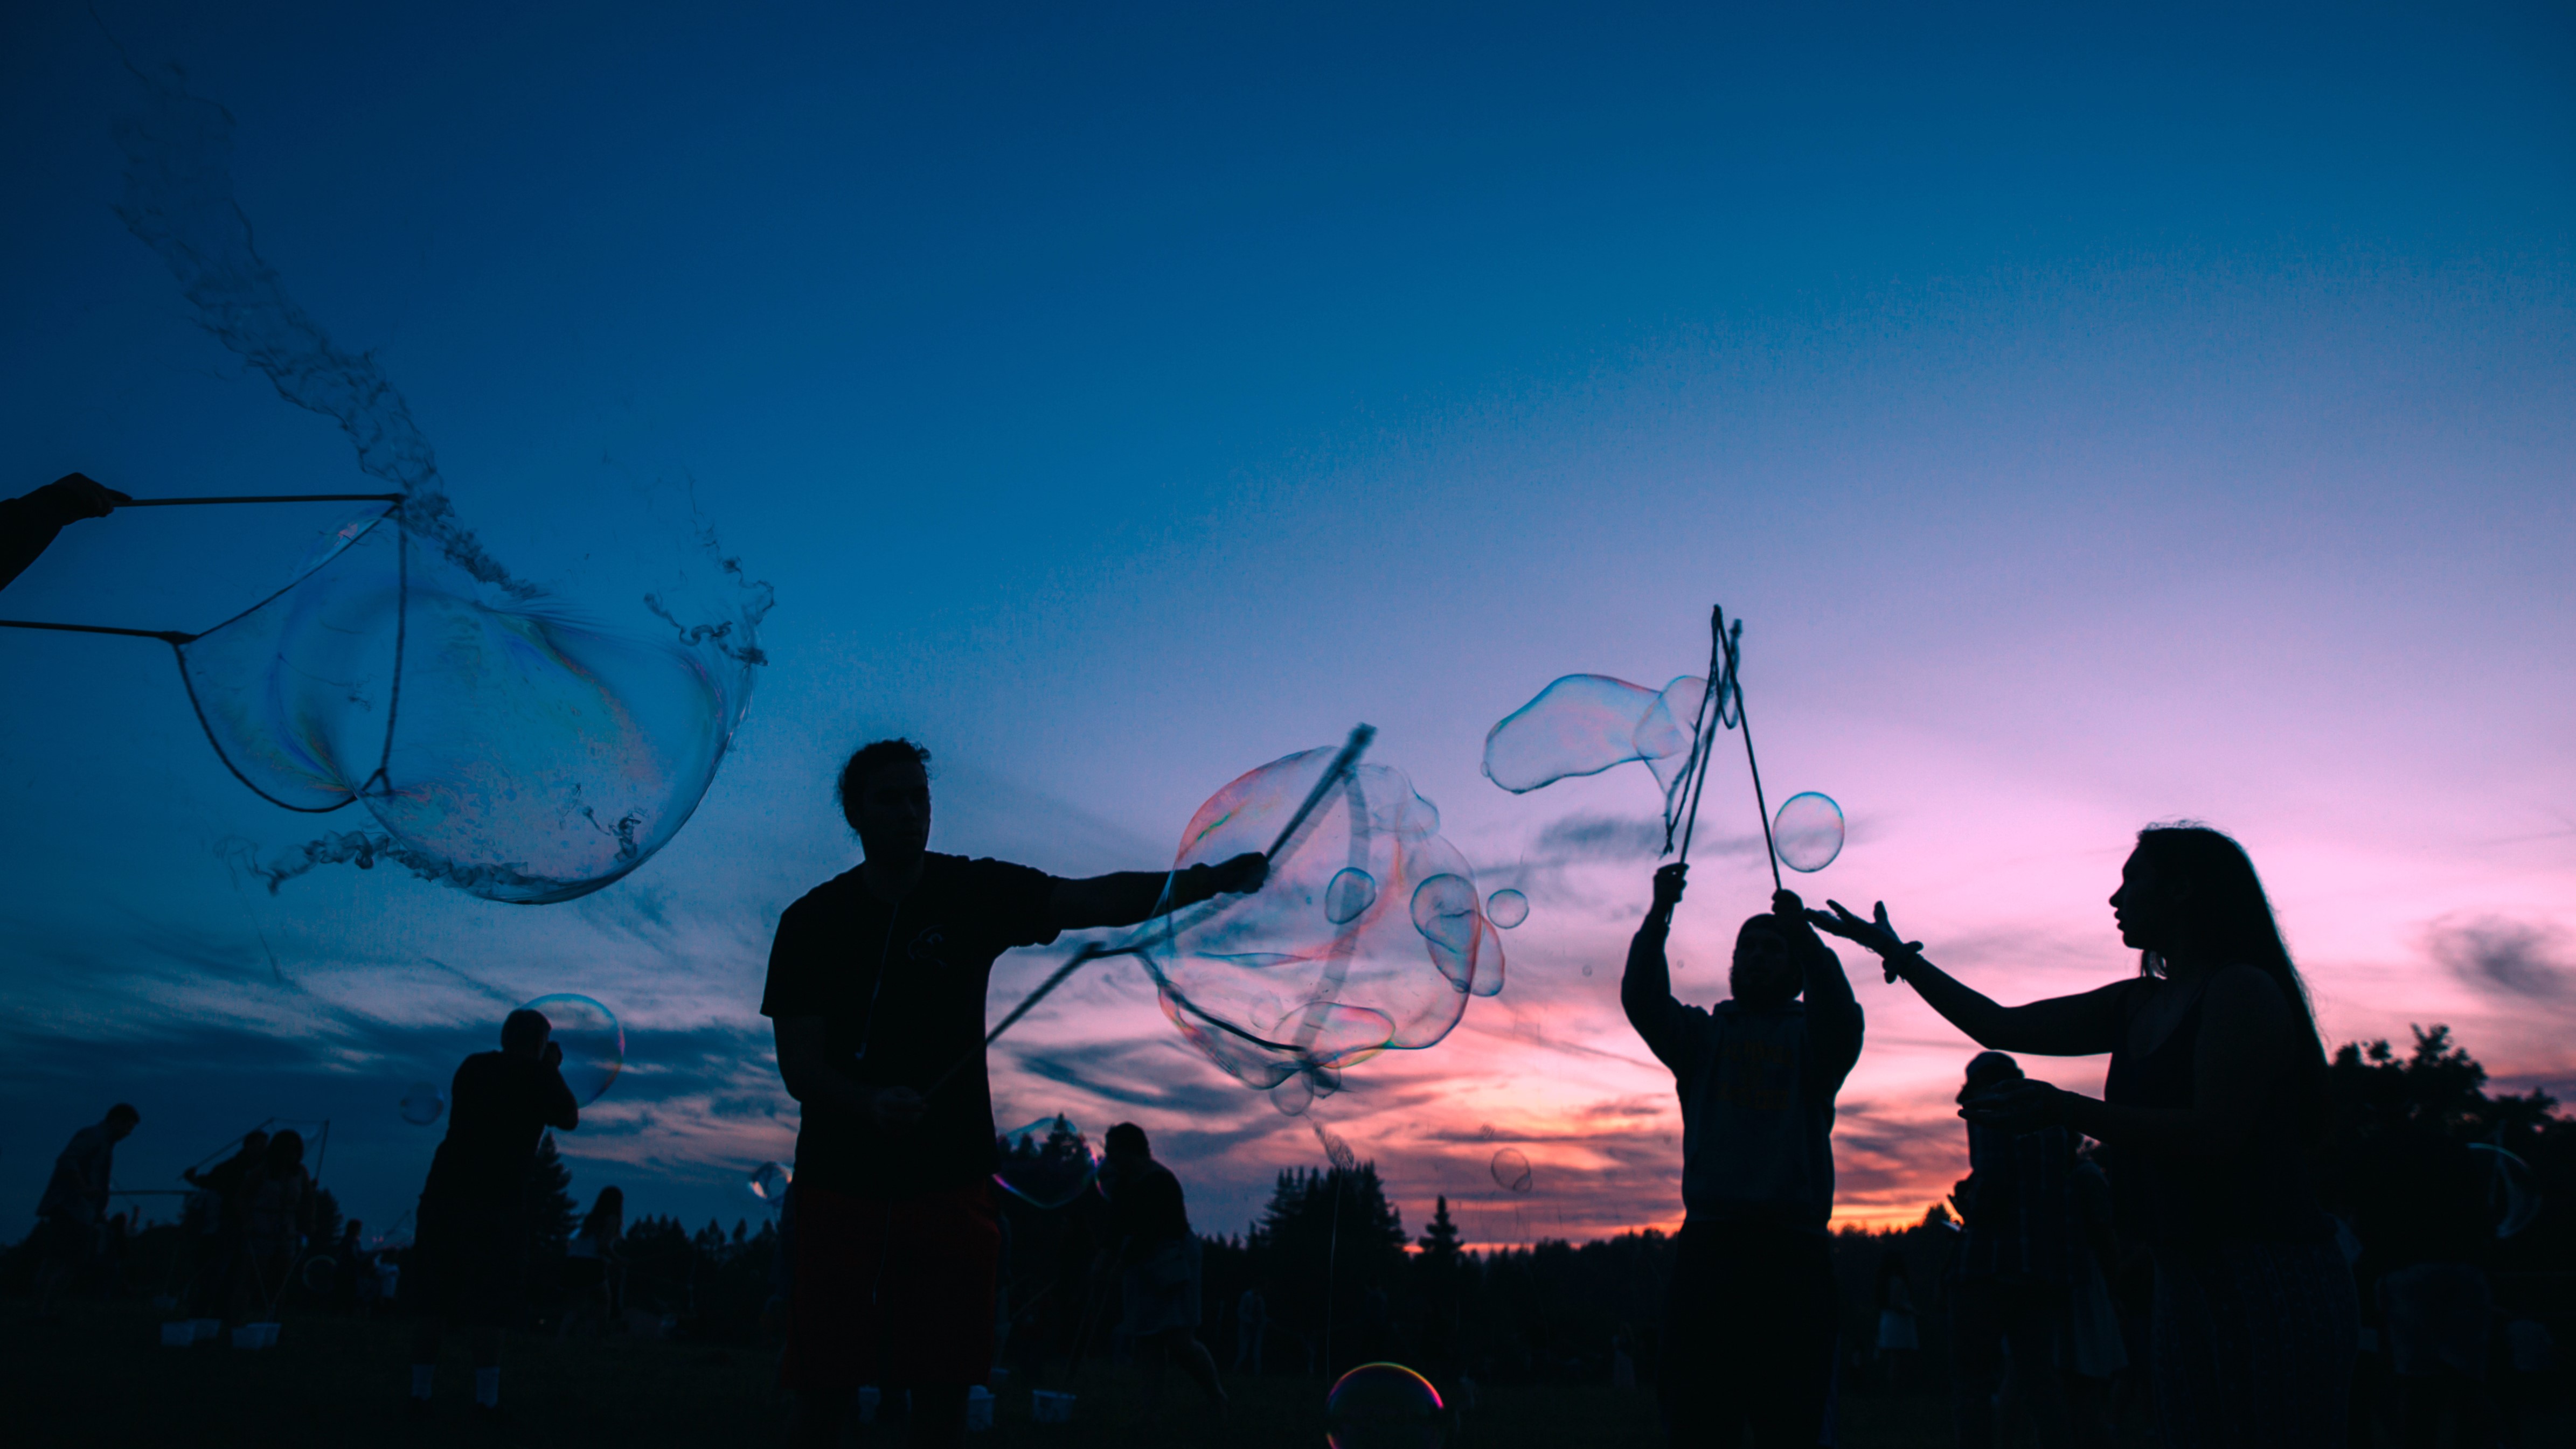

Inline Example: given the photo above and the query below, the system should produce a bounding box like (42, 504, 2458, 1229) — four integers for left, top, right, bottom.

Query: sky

(3, 2, 2572, 1249)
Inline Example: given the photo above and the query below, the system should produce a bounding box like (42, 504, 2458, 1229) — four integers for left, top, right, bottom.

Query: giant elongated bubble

(193, 511, 758, 902)
(117, 68, 765, 904)
(1484, 674, 1709, 824)
(1130, 747, 1501, 1097)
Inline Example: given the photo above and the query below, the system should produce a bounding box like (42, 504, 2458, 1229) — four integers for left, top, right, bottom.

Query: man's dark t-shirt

(761, 853, 1060, 1199)
(421, 1052, 579, 1211)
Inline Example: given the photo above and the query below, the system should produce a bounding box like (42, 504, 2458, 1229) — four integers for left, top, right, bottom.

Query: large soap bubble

(109, 68, 767, 906)
(993, 1116, 1101, 1209)
(1483, 674, 1709, 815)
(398, 1082, 446, 1126)
(1771, 792, 1845, 873)
(1326, 1362, 1447, 1449)
(523, 994, 623, 1104)
(1130, 748, 1501, 1098)
(1490, 1147, 1533, 1193)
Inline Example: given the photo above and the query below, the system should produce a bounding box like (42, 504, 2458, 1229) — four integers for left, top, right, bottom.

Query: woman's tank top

(2101, 981, 2330, 1245)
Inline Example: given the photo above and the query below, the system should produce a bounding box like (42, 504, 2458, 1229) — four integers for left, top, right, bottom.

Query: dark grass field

(0, 1300, 1969, 1448)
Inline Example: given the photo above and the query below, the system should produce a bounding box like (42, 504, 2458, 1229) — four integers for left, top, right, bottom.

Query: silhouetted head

(265, 1130, 304, 1173)
(584, 1186, 624, 1237)
(237, 1128, 270, 1161)
(838, 739, 934, 866)
(103, 1103, 140, 1141)
(341, 1220, 362, 1243)
(1729, 915, 1801, 1008)
(1104, 1122, 1150, 1161)
(2113, 822, 2329, 1127)
(501, 1008, 553, 1058)
(1959, 1050, 2022, 1105)
(1876, 1248, 1910, 1292)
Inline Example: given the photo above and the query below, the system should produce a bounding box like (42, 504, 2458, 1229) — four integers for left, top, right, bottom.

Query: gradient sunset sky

(4, 2, 2572, 1247)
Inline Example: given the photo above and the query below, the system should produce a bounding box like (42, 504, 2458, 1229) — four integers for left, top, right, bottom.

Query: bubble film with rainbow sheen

(748, 1161, 792, 1203)
(1325, 1362, 1447, 1449)
(522, 993, 623, 1105)
(1772, 791, 1845, 873)
(1130, 747, 1502, 1101)
(993, 1115, 1101, 1209)
(1490, 1147, 1533, 1193)
(398, 1081, 446, 1126)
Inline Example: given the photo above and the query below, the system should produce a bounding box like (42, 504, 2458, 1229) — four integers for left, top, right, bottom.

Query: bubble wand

(925, 724, 1378, 1097)
(1671, 605, 1782, 893)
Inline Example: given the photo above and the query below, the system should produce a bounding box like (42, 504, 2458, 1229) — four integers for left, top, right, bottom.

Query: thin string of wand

(1727, 612, 1786, 894)
(1672, 605, 1726, 867)
(2, 493, 404, 643)
(923, 723, 1378, 1099)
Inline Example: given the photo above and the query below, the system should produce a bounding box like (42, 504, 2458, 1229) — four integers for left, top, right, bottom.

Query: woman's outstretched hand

(1959, 1078, 2068, 1133)
(1806, 900, 1925, 981)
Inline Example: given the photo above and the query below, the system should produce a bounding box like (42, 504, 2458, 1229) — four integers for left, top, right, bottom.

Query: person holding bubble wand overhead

(1809, 823, 2357, 1449)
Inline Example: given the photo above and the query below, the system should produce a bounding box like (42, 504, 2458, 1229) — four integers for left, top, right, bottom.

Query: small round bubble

(1325, 867, 1378, 924)
(1772, 792, 1845, 873)
(521, 994, 624, 1105)
(747, 1161, 793, 1203)
(1485, 889, 1528, 929)
(1490, 1147, 1533, 1194)
(1326, 1361, 1447, 1449)
(992, 1116, 1101, 1209)
(398, 1082, 446, 1126)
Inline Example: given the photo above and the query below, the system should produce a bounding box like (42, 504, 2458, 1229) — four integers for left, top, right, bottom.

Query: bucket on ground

(1032, 1390, 1075, 1424)
(230, 1322, 280, 1349)
(966, 1385, 994, 1432)
(161, 1321, 195, 1347)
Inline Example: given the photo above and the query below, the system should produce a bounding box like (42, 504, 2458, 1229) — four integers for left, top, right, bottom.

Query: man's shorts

(407, 1197, 526, 1328)
(782, 1181, 999, 1395)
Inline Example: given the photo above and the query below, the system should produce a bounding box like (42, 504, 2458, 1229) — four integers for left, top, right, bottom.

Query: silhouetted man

(33, 1103, 140, 1322)
(1096, 1122, 1226, 1416)
(1951, 1050, 2077, 1449)
(181, 1127, 267, 1318)
(765, 739, 1264, 1449)
(406, 1008, 578, 1419)
(0, 473, 129, 591)
(1622, 864, 1861, 1448)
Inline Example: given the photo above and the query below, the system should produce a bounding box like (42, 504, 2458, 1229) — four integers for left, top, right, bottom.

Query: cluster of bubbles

(747, 1161, 792, 1204)
(1325, 1362, 1448, 1449)
(1129, 747, 1502, 1116)
(1490, 1148, 1533, 1194)
(397, 1082, 446, 1126)
(1485, 674, 1846, 874)
(992, 1116, 1101, 1209)
(523, 994, 624, 1105)
(115, 65, 768, 905)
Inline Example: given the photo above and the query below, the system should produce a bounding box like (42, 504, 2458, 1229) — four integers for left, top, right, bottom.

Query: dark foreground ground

(0, 1300, 1964, 1449)
(5, 1301, 2565, 1448)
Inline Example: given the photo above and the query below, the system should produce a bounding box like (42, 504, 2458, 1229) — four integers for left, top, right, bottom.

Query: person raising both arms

(763, 739, 1266, 1449)
(1810, 822, 2357, 1449)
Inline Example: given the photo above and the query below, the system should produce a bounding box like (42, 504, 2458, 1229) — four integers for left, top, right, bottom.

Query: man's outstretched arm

(1, 474, 129, 593)
(1622, 863, 1695, 1071)
(1777, 888, 1863, 1090)
(1047, 852, 1268, 931)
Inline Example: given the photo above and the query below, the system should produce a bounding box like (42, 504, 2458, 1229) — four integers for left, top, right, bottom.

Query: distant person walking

(0, 472, 128, 592)
(1813, 823, 2357, 1448)
(1948, 1051, 2075, 1449)
(1621, 864, 1863, 1448)
(182, 1127, 266, 1318)
(761, 739, 1262, 1449)
(233, 1130, 315, 1322)
(1233, 1285, 1267, 1375)
(405, 1008, 579, 1418)
(1096, 1123, 1226, 1416)
(559, 1186, 627, 1339)
(32, 1103, 140, 1323)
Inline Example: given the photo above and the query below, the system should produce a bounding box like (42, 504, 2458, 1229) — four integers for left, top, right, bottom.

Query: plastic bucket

(161, 1321, 196, 1347)
(856, 1387, 880, 1424)
(966, 1385, 994, 1432)
(190, 1319, 224, 1343)
(231, 1322, 280, 1349)
(1032, 1390, 1075, 1424)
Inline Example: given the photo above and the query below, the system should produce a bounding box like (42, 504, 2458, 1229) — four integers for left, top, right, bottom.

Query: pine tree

(523, 1133, 580, 1256)
(1418, 1195, 1462, 1266)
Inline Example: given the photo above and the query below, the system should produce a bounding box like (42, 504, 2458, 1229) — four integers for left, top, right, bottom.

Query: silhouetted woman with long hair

(1814, 823, 2357, 1448)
